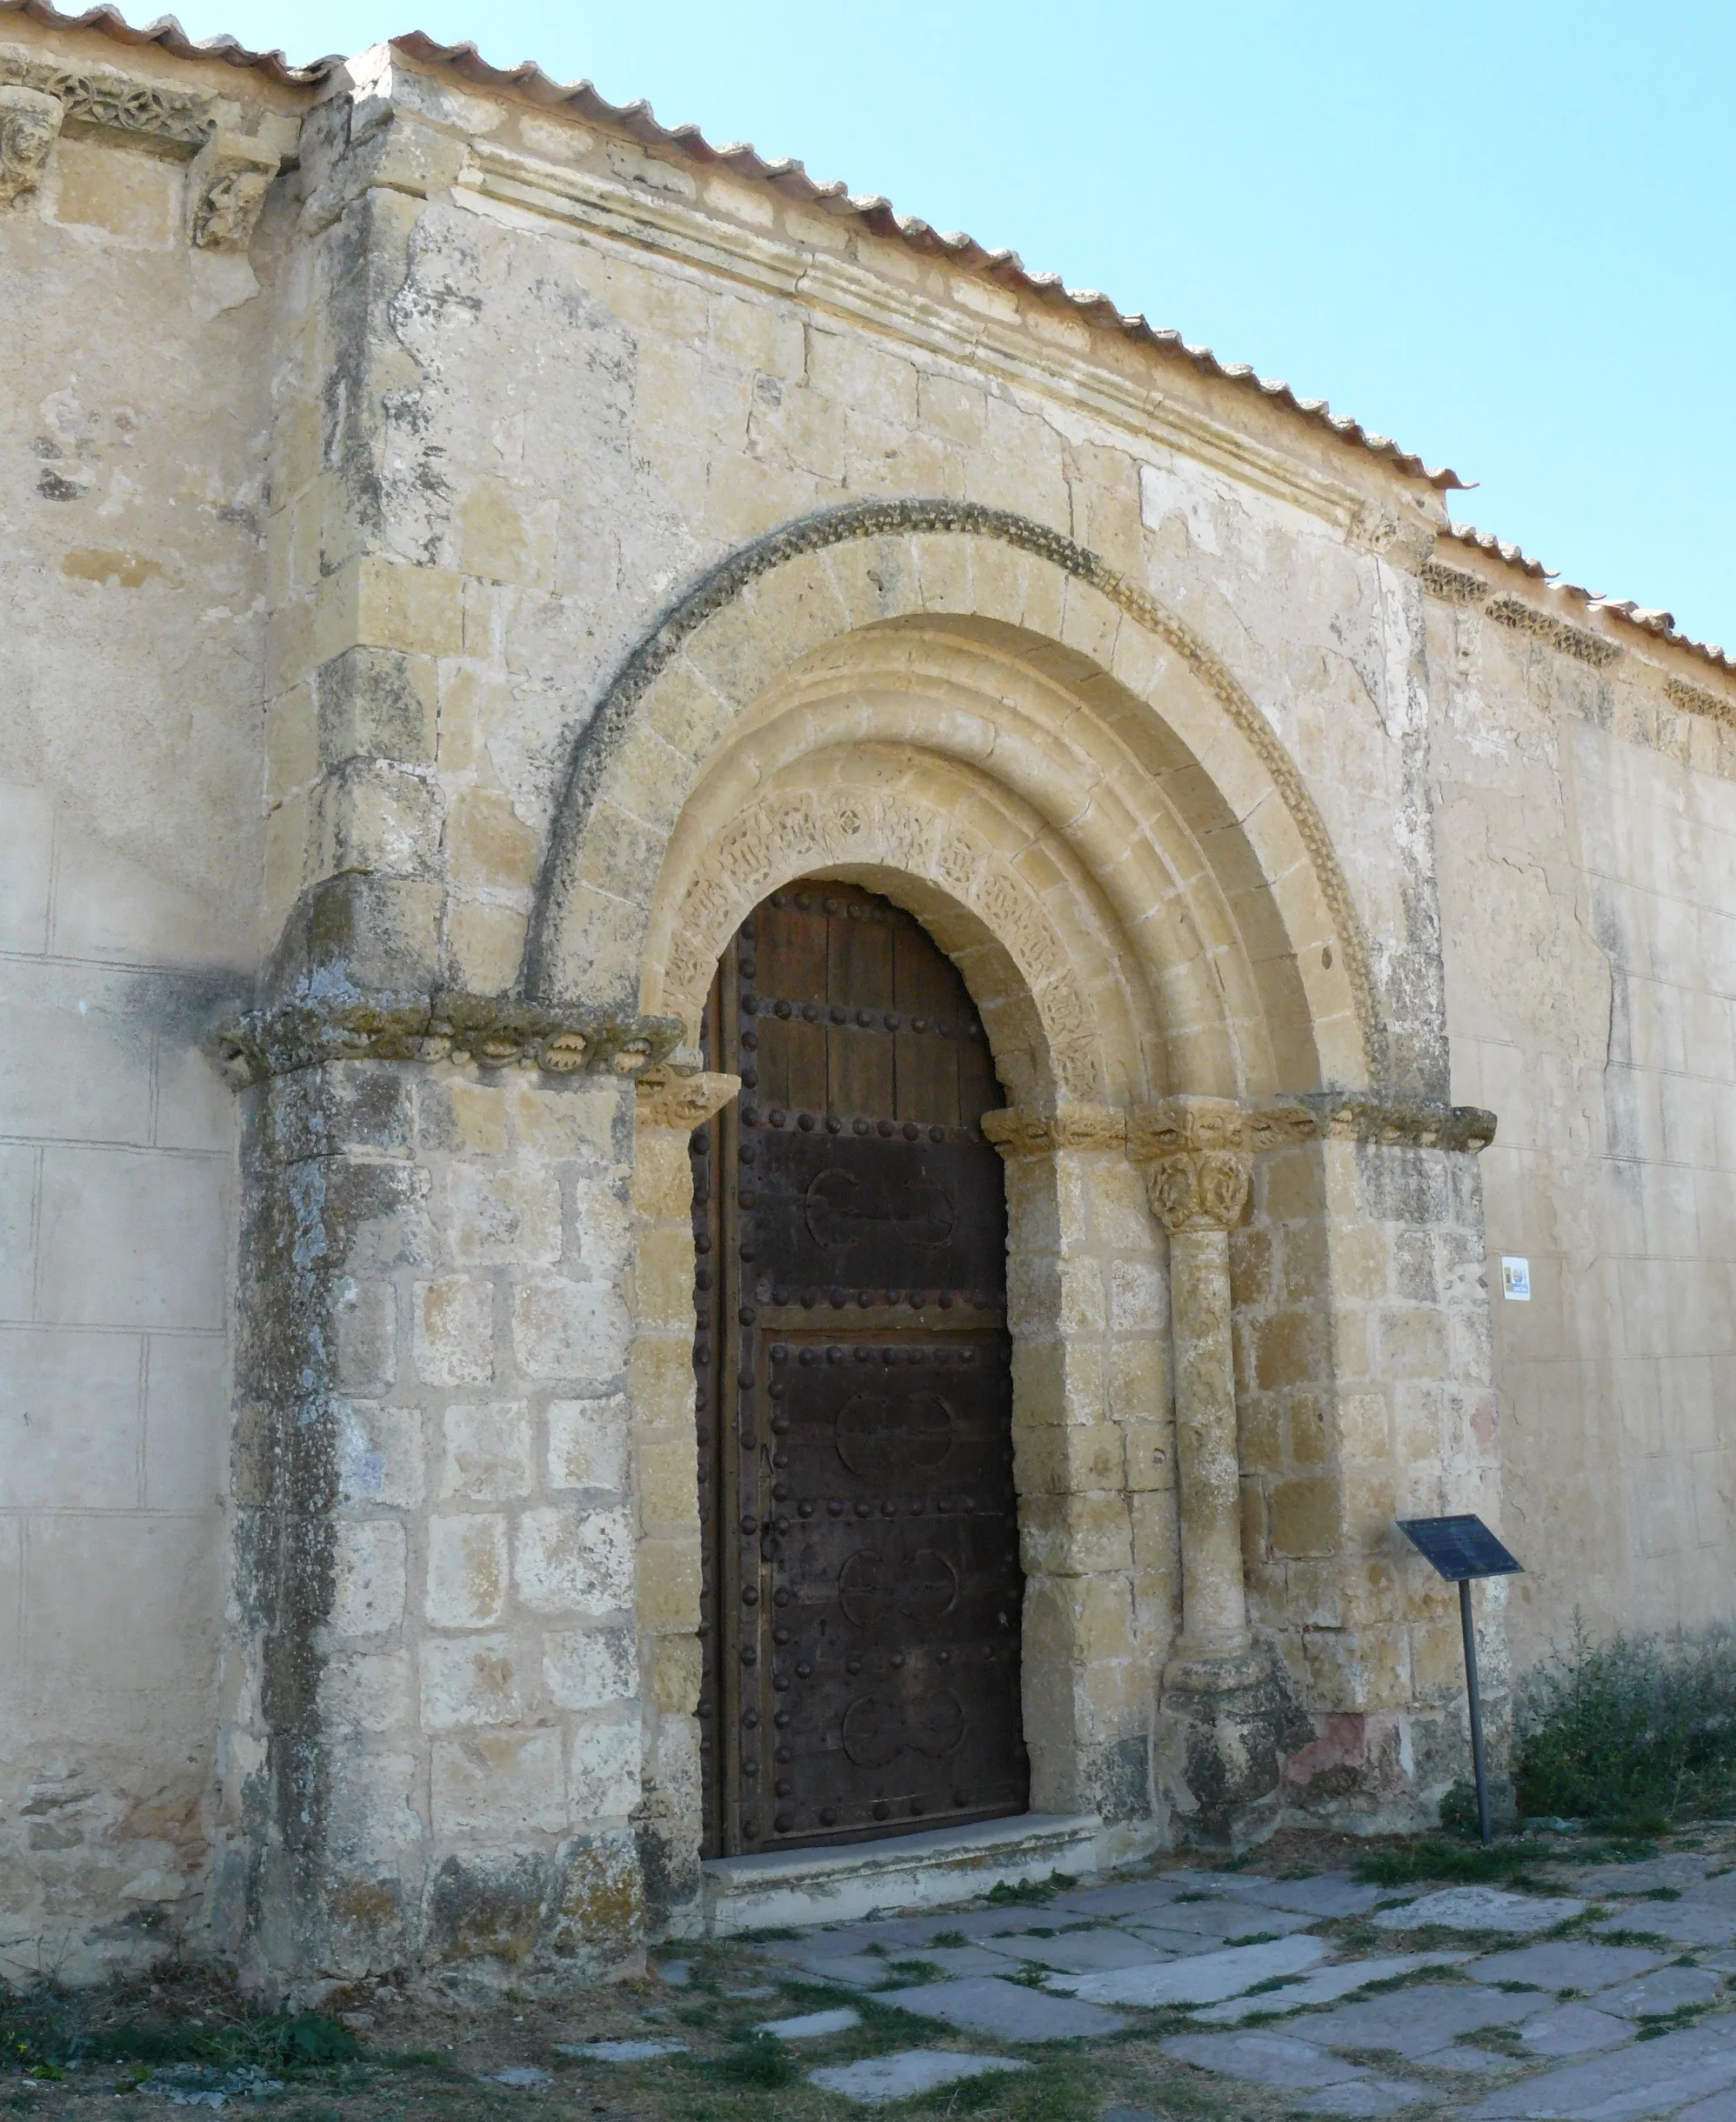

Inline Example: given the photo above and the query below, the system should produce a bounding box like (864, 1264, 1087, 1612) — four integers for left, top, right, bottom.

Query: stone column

(1129, 1097, 1302, 1847)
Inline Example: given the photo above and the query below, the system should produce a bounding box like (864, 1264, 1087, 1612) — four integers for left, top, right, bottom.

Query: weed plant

(1515, 1618, 1736, 1831)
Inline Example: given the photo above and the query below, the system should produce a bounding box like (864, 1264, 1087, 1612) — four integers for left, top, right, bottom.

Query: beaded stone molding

(213, 993, 686, 1089)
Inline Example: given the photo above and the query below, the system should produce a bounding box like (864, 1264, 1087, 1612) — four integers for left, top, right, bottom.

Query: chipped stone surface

(1519, 2002, 1633, 2057)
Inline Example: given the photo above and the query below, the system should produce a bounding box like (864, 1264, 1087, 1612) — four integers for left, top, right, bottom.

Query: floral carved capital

(1126, 1096, 1252, 1233)
(0, 86, 62, 207)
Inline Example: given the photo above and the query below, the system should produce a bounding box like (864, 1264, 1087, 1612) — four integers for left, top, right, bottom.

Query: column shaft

(1167, 1224, 1249, 1658)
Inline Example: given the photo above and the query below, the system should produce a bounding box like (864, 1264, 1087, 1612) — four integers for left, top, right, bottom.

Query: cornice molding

(213, 993, 684, 1090)
(0, 41, 212, 145)
(981, 1104, 1127, 1156)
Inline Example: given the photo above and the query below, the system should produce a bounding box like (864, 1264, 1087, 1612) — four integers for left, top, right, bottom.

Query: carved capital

(1126, 1096, 1252, 1232)
(0, 85, 62, 207)
(636, 1071, 741, 1132)
(188, 130, 281, 250)
(212, 993, 684, 1090)
(981, 1104, 1126, 1158)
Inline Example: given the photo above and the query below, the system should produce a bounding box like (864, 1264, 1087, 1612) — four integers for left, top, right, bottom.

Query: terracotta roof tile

(0, 0, 339, 84)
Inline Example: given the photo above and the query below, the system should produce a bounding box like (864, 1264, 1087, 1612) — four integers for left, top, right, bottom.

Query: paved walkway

(700, 1847, 1736, 2113)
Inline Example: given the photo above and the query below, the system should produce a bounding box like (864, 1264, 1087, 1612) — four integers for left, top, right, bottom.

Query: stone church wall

(0, 13, 1733, 1992)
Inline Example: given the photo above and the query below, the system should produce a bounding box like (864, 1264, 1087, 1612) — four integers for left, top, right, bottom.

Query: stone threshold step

(686, 1812, 1131, 1938)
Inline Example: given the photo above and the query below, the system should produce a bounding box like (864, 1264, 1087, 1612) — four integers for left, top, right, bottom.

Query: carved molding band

(0, 83, 61, 205)
(981, 1104, 1127, 1157)
(0, 44, 213, 146)
(1417, 558, 1489, 606)
(1253, 1094, 1498, 1153)
(214, 994, 685, 1090)
(1125, 1096, 1252, 1233)
(636, 1071, 741, 1132)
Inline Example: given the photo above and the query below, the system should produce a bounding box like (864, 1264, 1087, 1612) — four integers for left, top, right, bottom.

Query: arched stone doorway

(691, 878, 1026, 1856)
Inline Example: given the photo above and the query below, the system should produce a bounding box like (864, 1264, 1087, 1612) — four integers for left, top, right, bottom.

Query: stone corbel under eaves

(0, 42, 294, 248)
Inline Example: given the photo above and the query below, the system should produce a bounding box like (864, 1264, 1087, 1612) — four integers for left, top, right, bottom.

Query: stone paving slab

(1519, 2002, 1632, 2056)
(1051, 1880, 1194, 1919)
(799, 1953, 903, 1988)
(881, 1973, 1127, 2041)
(808, 2051, 1031, 2105)
(1190, 1952, 1468, 2025)
(1288, 2081, 1432, 2118)
(1469, 1940, 1671, 1989)
(1464, 2012, 1736, 2119)
(1372, 1885, 1587, 1934)
(1051, 1933, 1330, 2006)
(981, 1926, 1172, 1973)
(1599, 1964, 1724, 2017)
(1124, 1898, 1316, 1941)
(1596, 1903, 1736, 1948)
(888, 1944, 1023, 1978)
(554, 2039, 685, 2062)
(1218, 1872, 1386, 1919)
(756, 2006, 860, 2039)
(1162, 2028, 1363, 2089)
(1419, 2045, 1507, 2072)
(1681, 2095, 1736, 2122)
(1565, 1855, 1719, 1896)
(1303, 1980, 1546, 2058)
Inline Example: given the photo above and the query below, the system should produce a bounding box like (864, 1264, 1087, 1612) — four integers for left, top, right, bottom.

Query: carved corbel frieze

(1125, 1096, 1252, 1232)
(0, 85, 62, 207)
(981, 1104, 1127, 1157)
(636, 1071, 741, 1133)
(212, 993, 685, 1089)
(187, 128, 282, 250)
(1347, 497, 1439, 574)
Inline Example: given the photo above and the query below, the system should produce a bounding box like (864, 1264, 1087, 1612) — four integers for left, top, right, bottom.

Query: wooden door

(690, 879, 1027, 1856)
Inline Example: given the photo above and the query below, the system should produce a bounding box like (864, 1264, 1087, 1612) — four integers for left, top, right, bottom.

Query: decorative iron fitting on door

(692, 880, 1026, 1856)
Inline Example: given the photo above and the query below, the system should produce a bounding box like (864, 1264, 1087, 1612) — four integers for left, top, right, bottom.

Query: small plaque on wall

(1500, 1256, 1531, 1301)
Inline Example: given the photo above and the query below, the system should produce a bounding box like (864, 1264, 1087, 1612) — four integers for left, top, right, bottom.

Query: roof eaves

(389, 30, 1466, 494)
(1449, 522, 1735, 675)
(0, 1, 340, 86)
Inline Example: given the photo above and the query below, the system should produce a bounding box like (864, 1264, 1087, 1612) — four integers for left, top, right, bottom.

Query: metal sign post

(1397, 1514, 1525, 1846)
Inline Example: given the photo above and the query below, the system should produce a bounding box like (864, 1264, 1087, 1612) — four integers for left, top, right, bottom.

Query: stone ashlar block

(636, 1431, 700, 1530)
(511, 1278, 630, 1385)
(419, 1632, 524, 1731)
(333, 1278, 397, 1396)
(547, 1395, 631, 1494)
(1020, 1492, 1133, 1578)
(650, 1633, 700, 1716)
(444, 1162, 562, 1268)
(313, 645, 438, 768)
(1013, 1420, 1125, 1496)
(568, 1718, 642, 1821)
(337, 1401, 424, 1509)
(430, 1731, 568, 1839)
(1374, 1305, 1451, 1381)
(331, 1519, 408, 1638)
(417, 1078, 508, 1158)
(424, 1512, 508, 1629)
(635, 1534, 701, 1632)
(1269, 1475, 1342, 1558)
(321, 1650, 413, 1735)
(544, 1625, 638, 1711)
(515, 1505, 634, 1616)
(1253, 1310, 1332, 1392)
(266, 1063, 416, 1165)
(415, 1278, 494, 1388)
(511, 1081, 624, 1164)
(440, 1401, 533, 1502)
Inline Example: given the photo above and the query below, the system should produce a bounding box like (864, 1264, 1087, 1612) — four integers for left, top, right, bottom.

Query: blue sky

(165, 1, 1734, 645)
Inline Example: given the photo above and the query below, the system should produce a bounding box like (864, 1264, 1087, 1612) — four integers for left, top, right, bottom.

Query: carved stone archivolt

(0, 84, 61, 206)
(1126, 1097, 1252, 1234)
(981, 1104, 1126, 1157)
(213, 993, 685, 1089)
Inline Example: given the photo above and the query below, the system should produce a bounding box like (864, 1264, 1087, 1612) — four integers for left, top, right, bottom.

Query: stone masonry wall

(216, 1057, 645, 1990)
